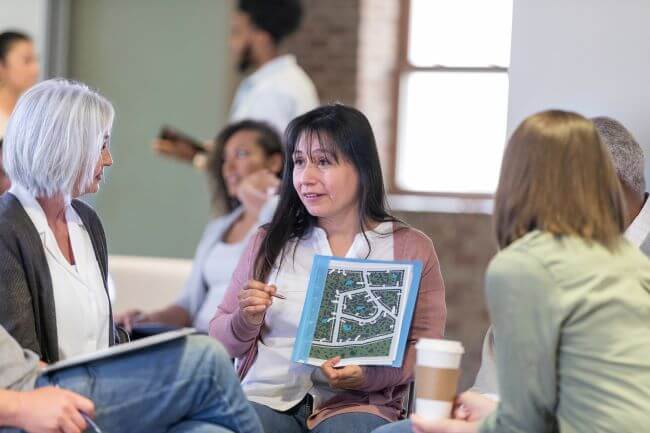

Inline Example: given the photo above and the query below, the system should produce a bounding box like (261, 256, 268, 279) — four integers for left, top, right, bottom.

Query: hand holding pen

(237, 279, 286, 326)
(14, 386, 97, 433)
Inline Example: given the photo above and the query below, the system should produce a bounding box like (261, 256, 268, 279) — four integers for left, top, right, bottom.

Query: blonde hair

(494, 110, 626, 249)
(3, 78, 114, 198)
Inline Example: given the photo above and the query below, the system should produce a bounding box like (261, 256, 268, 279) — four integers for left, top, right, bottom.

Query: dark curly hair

(208, 120, 283, 212)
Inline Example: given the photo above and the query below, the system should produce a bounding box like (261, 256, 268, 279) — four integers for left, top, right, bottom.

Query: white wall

(68, 0, 233, 258)
(0, 0, 48, 69)
(507, 0, 650, 180)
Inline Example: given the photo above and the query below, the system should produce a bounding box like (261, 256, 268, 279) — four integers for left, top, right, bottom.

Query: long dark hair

(254, 104, 401, 281)
(208, 119, 283, 212)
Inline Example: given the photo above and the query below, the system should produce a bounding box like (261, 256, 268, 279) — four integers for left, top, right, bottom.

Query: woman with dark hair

(0, 31, 39, 193)
(116, 120, 283, 333)
(211, 104, 446, 433)
(373, 110, 650, 433)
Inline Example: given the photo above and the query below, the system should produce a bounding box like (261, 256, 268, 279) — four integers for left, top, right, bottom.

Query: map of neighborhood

(309, 266, 407, 361)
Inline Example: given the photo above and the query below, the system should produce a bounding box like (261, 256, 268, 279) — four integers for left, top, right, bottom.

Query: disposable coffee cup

(414, 338, 464, 419)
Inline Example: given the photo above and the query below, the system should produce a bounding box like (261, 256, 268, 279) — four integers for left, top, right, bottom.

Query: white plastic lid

(416, 338, 465, 354)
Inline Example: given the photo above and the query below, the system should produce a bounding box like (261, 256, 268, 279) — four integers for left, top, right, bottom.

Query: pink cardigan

(209, 224, 446, 428)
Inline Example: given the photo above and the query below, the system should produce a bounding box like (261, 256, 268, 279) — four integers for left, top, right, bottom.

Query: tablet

(42, 328, 196, 374)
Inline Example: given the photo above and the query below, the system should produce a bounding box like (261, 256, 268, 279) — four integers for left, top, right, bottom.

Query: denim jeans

(371, 419, 412, 433)
(251, 397, 389, 433)
(33, 335, 263, 433)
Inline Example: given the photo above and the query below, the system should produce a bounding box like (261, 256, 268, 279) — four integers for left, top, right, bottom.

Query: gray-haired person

(472, 116, 650, 398)
(0, 78, 122, 363)
(0, 324, 264, 433)
(593, 116, 650, 253)
(0, 79, 264, 433)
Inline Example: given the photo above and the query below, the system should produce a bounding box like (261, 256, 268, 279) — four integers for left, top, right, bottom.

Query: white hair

(3, 78, 114, 198)
(592, 116, 646, 195)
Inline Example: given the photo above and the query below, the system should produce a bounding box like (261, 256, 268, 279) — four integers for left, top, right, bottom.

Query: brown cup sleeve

(415, 365, 460, 401)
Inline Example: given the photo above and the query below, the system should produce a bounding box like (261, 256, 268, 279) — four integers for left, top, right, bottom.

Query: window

(394, 0, 513, 196)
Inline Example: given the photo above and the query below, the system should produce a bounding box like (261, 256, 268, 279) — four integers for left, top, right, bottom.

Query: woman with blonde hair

(374, 110, 650, 433)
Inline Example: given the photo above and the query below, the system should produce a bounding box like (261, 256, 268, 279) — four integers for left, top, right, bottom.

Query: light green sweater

(479, 230, 650, 433)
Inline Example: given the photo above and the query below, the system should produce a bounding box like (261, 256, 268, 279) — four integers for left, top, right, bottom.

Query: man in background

(155, 0, 318, 169)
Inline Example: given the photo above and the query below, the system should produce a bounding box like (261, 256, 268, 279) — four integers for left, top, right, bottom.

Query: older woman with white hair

(0, 78, 124, 363)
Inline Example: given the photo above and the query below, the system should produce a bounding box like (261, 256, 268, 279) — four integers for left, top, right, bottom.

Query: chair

(402, 381, 416, 417)
(108, 255, 192, 313)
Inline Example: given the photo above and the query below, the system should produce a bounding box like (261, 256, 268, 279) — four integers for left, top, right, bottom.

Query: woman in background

(0, 31, 39, 193)
(116, 120, 283, 333)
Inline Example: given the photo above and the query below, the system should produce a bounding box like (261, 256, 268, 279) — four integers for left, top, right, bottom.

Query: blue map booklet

(292, 255, 423, 367)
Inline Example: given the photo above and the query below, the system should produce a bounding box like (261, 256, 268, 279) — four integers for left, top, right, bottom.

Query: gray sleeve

(0, 326, 40, 391)
(0, 232, 42, 357)
(471, 326, 499, 396)
(174, 219, 226, 317)
(479, 250, 560, 433)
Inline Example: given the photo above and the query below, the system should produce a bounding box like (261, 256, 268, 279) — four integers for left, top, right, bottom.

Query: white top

(9, 183, 110, 360)
(229, 55, 319, 134)
(175, 197, 278, 333)
(625, 195, 650, 248)
(242, 222, 394, 411)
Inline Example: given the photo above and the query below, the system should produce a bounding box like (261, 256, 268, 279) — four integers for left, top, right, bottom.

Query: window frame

(388, 0, 510, 199)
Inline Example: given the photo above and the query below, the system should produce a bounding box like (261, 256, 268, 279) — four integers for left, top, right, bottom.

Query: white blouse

(9, 183, 110, 359)
(175, 197, 278, 333)
(241, 222, 395, 411)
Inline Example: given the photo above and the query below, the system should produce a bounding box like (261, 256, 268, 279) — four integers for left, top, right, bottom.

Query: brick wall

(357, 0, 401, 176)
(285, 0, 361, 106)
(393, 211, 496, 390)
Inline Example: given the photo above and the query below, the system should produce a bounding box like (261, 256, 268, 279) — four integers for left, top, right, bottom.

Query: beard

(237, 43, 254, 73)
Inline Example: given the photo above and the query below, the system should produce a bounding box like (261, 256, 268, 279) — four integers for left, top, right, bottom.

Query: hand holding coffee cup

(415, 339, 465, 419)
(408, 392, 496, 433)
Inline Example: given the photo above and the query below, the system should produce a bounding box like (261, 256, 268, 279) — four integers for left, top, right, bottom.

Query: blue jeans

(371, 420, 412, 433)
(35, 336, 263, 433)
(251, 398, 389, 433)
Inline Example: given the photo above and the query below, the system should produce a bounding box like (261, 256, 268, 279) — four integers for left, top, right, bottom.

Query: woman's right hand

(12, 387, 95, 433)
(114, 309, 148, 333)
(237, 280, 277, 326)
(236, 170, 281, 214)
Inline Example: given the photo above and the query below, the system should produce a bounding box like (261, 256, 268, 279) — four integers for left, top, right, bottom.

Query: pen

(54, 386, 102, 432)
(81, 412, 103, 433)
(273, 292, 287, 300)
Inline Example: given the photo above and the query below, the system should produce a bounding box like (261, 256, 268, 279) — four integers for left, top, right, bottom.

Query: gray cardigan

(0, 193, 122, 363)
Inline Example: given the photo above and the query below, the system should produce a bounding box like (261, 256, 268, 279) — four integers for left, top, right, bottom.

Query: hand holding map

(320, 356, 366, 390)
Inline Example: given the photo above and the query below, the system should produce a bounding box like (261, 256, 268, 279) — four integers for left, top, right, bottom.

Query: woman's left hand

(320, 356, 366, 390)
